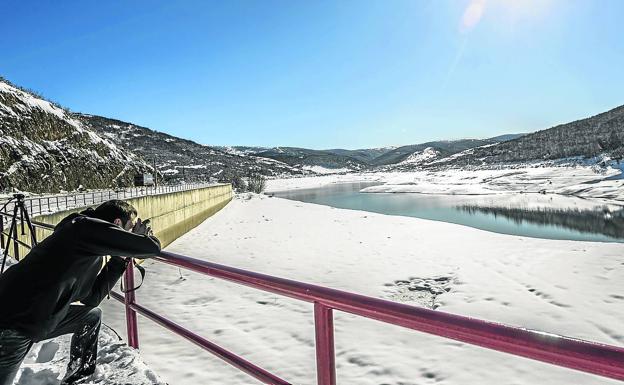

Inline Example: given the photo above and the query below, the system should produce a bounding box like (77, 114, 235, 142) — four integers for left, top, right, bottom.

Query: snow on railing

(0, 182, 216, 217)
(2, 217, 624, 385)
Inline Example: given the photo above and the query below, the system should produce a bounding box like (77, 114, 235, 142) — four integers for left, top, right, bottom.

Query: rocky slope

(0, 79, 150, 193)
(79, 115, 306, 183)
(0, 77, 308, 193)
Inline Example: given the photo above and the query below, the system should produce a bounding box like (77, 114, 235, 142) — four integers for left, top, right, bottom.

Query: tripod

(1, 193, 37, 273)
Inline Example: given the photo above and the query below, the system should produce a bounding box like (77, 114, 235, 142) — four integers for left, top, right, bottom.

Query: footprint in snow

(384, 275, 454, 309)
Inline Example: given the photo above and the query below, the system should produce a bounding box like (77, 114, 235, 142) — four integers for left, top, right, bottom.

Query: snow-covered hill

(79, 115, 308, 183)
(432, 105, 624, 168)
(0, 79, 150, 193)
(398, 147, 440, 165)
(0, 77, 310, 193)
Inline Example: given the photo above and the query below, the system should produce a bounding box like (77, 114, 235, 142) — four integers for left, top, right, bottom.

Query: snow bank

(301, 165, 353, 174)
(266, 172, 384, 192)
(361, 167, 624, 204)
(13, 324, 164, 385)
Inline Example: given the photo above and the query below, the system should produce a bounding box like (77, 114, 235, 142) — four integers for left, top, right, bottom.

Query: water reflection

(271, 182, 624, 243)
(458, 205, 624, 241)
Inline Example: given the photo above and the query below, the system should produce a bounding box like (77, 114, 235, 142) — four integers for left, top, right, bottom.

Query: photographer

(0, 200, 160, 385)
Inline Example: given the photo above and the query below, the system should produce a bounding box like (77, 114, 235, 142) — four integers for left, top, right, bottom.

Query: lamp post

(152, 158, 158, 188)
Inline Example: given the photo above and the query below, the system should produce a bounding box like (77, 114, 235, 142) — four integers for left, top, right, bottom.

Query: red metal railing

(2, 214, 624, 384)
(110, 251, 624, 384)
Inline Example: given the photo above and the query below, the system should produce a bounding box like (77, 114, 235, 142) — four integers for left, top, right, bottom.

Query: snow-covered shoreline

(267, 165, 624, 206)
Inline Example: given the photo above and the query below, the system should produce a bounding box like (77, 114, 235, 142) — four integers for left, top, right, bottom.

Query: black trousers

(0, 305, 102, 385)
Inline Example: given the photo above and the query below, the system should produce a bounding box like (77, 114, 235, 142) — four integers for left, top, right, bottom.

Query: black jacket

(0, 210, 161, 340)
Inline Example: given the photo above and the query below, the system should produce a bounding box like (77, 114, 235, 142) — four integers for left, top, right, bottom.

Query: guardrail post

(124, 262, 140, 349)
(314, 302, 336, 385)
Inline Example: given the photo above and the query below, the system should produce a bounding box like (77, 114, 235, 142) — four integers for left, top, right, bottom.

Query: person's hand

(131, 218, 153, 236)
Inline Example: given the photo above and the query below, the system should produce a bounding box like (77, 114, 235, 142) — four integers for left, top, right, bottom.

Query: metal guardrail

(1, 214, 624, 384)
(0, 183, 217, 218)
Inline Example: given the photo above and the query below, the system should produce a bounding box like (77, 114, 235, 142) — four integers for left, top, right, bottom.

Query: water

(271, 182, 624, 243)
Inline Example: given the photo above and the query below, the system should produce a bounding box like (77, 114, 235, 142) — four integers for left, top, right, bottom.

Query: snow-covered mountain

(0, 77, 309, 193)
(0, 79, 150, 193)
(398, 147, 440, 166)
(227, 140, 519, 172)
(372, 138, 516, 170)
(79, 115, 306, 183)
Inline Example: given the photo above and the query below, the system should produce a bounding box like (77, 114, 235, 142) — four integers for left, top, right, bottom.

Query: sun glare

(460, 0, 555, 33)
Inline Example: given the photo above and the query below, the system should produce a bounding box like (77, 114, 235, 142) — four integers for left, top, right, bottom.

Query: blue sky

(1, 0, 622, 149)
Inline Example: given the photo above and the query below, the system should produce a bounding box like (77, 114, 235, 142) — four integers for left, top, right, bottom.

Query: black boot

(56, 307, 102, 384)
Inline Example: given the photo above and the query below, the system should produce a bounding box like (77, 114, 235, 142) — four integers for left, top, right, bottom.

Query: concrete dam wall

(5, 184, 232, 258)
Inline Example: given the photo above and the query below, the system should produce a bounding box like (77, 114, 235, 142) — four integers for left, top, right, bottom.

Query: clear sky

(1, 0, 622, 149)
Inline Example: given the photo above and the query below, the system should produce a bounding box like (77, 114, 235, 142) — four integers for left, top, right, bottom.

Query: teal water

(271, 182, 624, 243)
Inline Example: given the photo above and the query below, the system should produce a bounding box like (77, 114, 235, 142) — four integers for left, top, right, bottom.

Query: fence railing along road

(0, 182, 215, 218)
(1, 213, 623, 384)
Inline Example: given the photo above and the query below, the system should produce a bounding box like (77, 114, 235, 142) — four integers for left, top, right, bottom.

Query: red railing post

(314, 302, 336, 385)
(124, 262, 140, 348)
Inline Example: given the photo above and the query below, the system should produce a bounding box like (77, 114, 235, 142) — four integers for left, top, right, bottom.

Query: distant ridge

(231, 135, 524, 171)
(431, 105, 624, 167)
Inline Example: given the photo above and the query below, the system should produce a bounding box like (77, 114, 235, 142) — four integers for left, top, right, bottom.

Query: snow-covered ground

(95, 183, 623, 384)
(8, 165, 624, 384)
(301, 165, 354, 174)
(266, 172, 384, 192)
(14, 329, 165, 385)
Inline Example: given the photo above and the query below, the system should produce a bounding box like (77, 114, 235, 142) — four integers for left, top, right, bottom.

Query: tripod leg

(1, 206, 19, 274)
(21, 205, 37, 246)
(1, 215, 4, 250)
(12, 205, 20, 261)
(19, 206, 25, 235)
